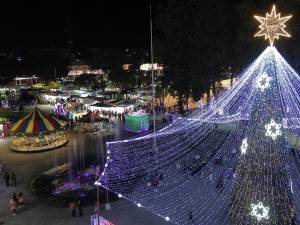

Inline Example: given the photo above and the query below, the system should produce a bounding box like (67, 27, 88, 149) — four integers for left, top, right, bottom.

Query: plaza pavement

(0, 130, 170, 225)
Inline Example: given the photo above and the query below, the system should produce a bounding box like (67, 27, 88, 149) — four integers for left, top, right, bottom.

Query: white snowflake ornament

(265, 119, 282, 140)
(256, 73, 272, 92)
(250, 202, 269, 221)
(240, 138, 248, 155)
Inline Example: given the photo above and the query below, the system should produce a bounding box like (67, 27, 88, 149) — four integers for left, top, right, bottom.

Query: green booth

(125, 113, 150, 132)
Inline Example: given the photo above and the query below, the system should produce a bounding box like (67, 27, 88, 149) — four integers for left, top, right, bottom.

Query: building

(67, 65, 105, 80)
(140, 63, 164, 76)
(14, 75, 39, 89)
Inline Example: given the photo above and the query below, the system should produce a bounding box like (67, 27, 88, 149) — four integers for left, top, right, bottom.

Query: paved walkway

(0, 200, 168, 225)
(0, 134, 169, 225)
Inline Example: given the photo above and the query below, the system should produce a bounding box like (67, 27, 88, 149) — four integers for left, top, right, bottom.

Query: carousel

(10, 107, 68, 153)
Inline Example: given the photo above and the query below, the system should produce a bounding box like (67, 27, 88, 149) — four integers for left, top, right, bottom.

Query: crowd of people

(0, 89, 20, 110)
(0, 163, 26, 216)
(8, 192, 24, 216)
(69, 199, 84, 217)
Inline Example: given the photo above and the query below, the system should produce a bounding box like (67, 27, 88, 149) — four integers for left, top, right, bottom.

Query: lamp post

(54, 68, 57, 81)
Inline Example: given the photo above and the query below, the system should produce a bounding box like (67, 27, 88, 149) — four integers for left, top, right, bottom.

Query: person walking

(8, 194, 17, 215)
(69, 200, 76, 217)
(13, 193, 18, 205)
(77, 199, 83, 217)
(10, 172, 16, 187)
(3, 170, 10, 187)
(18, 192, 24, 208)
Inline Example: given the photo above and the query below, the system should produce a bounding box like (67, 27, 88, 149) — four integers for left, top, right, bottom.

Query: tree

(95, 79, 107, 92)
(109, 66, 137, 95)
(108, 49, 148, 96)
(74, 74, 97, 89)
(155, 0, 237, 113)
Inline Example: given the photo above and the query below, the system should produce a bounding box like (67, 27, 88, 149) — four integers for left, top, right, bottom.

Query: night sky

(0, 1, 160, 50)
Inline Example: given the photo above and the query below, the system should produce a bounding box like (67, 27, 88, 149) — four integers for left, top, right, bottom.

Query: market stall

(0, 117, 12, 137)
(125, 110, 149, 132)
(80, 111, 106, 123)
(89, 100, 138, 114)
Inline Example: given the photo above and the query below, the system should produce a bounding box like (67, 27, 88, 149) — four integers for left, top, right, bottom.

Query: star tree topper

(254, 5, 292, 46)
(250, 202, 269, 221)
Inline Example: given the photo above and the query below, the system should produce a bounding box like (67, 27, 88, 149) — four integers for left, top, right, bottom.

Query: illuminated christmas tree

(230, 5, 297, 225)
(98, 5, 300, 225)
(229, 48, 296, 224)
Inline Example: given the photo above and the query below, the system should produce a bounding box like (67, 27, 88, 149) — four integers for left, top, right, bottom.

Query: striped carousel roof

(10, 107, 66, 134)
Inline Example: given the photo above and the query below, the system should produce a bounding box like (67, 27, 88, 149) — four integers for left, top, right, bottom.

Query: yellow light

(254, 5, 292, 46)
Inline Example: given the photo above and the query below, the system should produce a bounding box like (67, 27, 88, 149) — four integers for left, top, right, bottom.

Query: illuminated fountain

(32, 121, 135, 206)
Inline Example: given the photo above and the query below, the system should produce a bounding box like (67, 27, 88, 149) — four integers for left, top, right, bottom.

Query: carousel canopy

(10, 107, 66, 134)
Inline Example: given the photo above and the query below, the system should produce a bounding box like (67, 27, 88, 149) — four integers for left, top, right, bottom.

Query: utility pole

(150, 5, 157, 164)
(96, 183, 100, 225)
(96, 163, 100, 225)
(54, 68, 57, 81)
